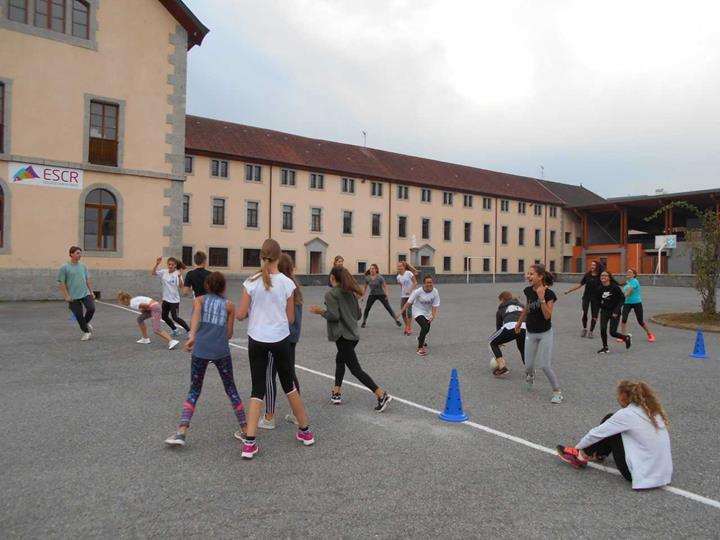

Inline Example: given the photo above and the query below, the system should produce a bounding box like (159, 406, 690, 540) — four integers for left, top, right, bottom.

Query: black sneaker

(493, 366, 510, 377)
(375, 393, 393, 412)
(625, 334, 632, 349)
(361, 322, 366, 328)
(597, 347, 609, 354)
(330, 393, 342, 405)
(395, 319, 402, 327)
(164, 432, 186, 447)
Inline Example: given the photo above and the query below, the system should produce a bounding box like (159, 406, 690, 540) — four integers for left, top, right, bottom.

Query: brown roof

(537, 179, 605, 207)
(158, 0, 209, 49)
(186, 115, 572, 204)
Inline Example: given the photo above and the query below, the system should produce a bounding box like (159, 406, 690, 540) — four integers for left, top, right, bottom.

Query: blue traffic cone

(689, 329, 709, 359)
(439, 368, 469, 422)
(69, 313, 77, 321)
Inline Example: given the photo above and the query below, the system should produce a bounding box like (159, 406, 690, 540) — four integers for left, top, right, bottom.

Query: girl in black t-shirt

(564, 260, 603, 338)
(596, 271, 632, 354)
(516, 264, 563, 404)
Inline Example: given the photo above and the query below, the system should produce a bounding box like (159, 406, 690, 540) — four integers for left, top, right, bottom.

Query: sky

(183, 0, 720, 198)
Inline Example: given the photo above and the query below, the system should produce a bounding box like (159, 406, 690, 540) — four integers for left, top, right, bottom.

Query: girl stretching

(564, 260, 603, 338)
(117, 291, 179, 350)
(488, 291, 525, 377)
(309, 267, 392, 412)
(556, 380, 672, 490)
(260, 253, 303, 429)
(620, 268, 656, 343)
(164, 272, 248, 447)
(515, 264, 563, 403)
(152, 256, 190, 337)
(396, 261, 418, 335)
(236, 239, 314, 459)
(401, 275, 440, 357)
(361, 264, 403, 328)
(596, 270, 631, 354)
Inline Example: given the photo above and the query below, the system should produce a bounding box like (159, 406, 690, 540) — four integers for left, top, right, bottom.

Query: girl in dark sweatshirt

(596, 271, 632, 354)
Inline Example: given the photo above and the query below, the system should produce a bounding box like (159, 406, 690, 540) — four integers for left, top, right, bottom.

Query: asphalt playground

(1, 282, 719, 539)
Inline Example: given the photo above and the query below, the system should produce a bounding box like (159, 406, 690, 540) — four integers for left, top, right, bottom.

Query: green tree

(646, 202, 720, 314)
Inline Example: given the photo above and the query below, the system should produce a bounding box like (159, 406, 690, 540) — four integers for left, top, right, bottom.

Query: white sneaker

(284, 414, 299, 425)
(258, 416, 276, 430)
(80, 332, 92, 341)
(136, 338, 151, 344)
(168, 339, 180, 350)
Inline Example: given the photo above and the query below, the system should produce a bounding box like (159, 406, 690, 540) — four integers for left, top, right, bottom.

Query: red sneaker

(416, 347, 427, 356)
(404, 327, 411, 336)
(615, 338, 625, 343)
(555, 445, 587, 469)
(648, 333, 656, 343)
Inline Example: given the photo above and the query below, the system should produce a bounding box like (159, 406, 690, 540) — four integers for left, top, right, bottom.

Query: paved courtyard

(1, 282, 719, 539)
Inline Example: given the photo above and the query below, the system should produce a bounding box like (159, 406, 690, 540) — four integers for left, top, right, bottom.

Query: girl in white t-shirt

(401, 275, 440, 356)
(116, 291, 180, 350)
(236, 239, 314, 459)
(396, 261, 418, 335)
(151, 256, 190, 337)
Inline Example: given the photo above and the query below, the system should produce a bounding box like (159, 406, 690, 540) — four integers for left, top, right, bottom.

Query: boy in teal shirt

(621, 268, 656, 342)
(58, 246, 95, 341)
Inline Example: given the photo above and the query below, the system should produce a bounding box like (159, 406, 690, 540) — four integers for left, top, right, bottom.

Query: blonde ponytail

(249, 239, 282, 290)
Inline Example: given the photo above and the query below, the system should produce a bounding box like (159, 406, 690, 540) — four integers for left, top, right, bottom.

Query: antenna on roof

(540, 165, 545, 179)
(362, 131, 367, 148)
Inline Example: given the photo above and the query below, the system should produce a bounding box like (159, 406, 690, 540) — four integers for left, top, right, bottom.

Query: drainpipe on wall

(269, 165, 273, 238)
(494, 199, 498, 275)
(544, 205, 548, 264)
(388, 182, 392, 273)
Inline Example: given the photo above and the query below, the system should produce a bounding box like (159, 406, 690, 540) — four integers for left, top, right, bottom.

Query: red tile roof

(186, 115, 598, 205)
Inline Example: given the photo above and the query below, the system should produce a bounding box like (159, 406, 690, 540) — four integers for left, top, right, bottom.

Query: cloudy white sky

(183, 0, 720, 198)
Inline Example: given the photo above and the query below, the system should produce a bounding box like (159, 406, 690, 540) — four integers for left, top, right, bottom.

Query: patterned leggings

(179, 355, 247, 427)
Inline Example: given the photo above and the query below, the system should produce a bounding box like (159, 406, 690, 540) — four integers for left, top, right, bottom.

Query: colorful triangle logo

(12, 165, 40, 182)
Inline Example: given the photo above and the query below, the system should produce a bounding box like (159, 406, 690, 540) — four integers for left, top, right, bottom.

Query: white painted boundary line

(98, 300, 720, 510)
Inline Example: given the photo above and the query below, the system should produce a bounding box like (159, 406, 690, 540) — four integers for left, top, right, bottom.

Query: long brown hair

(167, 256, 187, 271)
(249, 239, 282, 290)
(330, 266, 363, 296)
(398, 260, 417, 275)
(365, 263, 380, 276)
(617, 380, 670, 430)
(530, 263, 554, 286)
(278, 253, 302, 304)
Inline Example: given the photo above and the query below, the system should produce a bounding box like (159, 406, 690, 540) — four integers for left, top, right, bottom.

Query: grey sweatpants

(524, 329, 560, 390)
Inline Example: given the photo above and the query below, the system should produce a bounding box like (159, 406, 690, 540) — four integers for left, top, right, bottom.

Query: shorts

(137, 302, 162, 333)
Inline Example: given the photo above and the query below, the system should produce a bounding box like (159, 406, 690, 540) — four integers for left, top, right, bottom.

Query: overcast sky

(183, 0, 720, 198)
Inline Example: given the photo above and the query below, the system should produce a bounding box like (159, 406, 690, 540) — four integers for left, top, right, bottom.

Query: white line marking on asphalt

(98, 300, 720, 510)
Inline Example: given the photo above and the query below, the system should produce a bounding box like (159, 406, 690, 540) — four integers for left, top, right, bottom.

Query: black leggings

(363, 295, 397, 322)
(600, 311, 628, 348)
(67, 295, 95, 333)
(582, 295, 600, 330)
(621, 303, 645, 326)
(248, 337, 297, 400)
(416, 315, 431, 348)
(334, 337, 378, 393)
(582, 413, 632, 482)
(489, 327, 525, 364)
(161, 301, 190, 332)
(265, 342, 300, 414)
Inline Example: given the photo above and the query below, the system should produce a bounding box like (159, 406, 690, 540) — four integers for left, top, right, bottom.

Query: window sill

(82, 249, 123, 258)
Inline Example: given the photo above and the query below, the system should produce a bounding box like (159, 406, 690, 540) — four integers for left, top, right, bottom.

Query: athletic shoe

(586, 331, 594, 339)
(241, 441, 258, 459)
(551, 393, 564, 404)
(361, 322, 366, 328)
(395, 319, 403, 327)
(525, 373, 534, 390)
(580, 329, 587, 337)
(330, 393, 342, 405)
(258, 416, 276, 430)
(80, 332, 92, 341)
(615, 338, 625, 343)
(404, 326, 411, 335)
(285, 413, 299, 425)
(233, 430, 247, 442)
(296, 429, 315, 446)
(625, 333, 632, 349)
(168, 339, 180, 350)
(416, 347, 427, 356)
(597, 347, 609, 354)
(493, 366, 510, 377)
(164, 432, 186, 447)
(375, 393, 393, 412)
(555, 445, 587, 469)
(136, 337, 151, 344)
(648, 332, 656, 343)
(171, 329, 180, 337)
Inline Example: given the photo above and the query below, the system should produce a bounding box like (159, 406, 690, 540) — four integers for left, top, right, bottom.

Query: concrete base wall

(554, 272, 699, 288)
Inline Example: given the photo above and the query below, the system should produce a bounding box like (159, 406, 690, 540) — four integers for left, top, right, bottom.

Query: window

(398, 254, 407, 262)
(311, 207, 322, 232)
(501, 226, 508, 245)
(534, 229, 541, 247)
(443, 192, 453, 206)
(0, 82, 4, 154)
(463, 194, 473, 208)
(88, 101, 118, 166)
(182, 246, 193, 267)
(282, 250, 296, 263)
(421, 188, 432, 203)
(83, 188, 116, 251)
(443, 220, 451, 241)
(483, 258, 490, 272)
(72, 0, 89, 38)
(550, 230, 556, 248)
(463, 257, 471, 272)
(182, 194, 190, 224)
(9, 0, 28, 22)
(282, 205, 293, 230)
(357, 261, 367, 274)
(343, 211, 353, 234)
(242, 249, 260, 267)
(245, 164, 261, 182)
(281, 169, 296, 186)
(0, 185, 4, 247)
(518, 202, 526, 214)
(212, 198, 225, 226)
(310, 173, 324, 190)
(500, 199, 509, 212)
(422, 218, 430, 240)
(550, 206, 558, 218)
(565, 232, 572, 245)
(35, 0, 65, 33)
(483, 224, 490, 243)
(184, 156, 193, 174)
(342, 177, 355, 193)
(483, 197, 492, 210)
(397, 185, 409, 200)
(371, 182, 383, 197)
(549, 260, 556, 272)
(371, 213, 381, 236)
(535, 259, 541, 265)
(534, 204, 543, 216)
(518, 259, 525, 273)
(501, 258, 508, 272)
(576, 236, 582, 246)
(398, 216, 407, 238)
(518, 227, 525, 246)
(211, 160, 228, 178)
(443, 256, 451, 272)
(464, 222, 472, 242)
(246, 201, 259, 228)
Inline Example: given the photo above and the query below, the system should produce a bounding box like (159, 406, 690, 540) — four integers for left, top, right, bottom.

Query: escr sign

(9, 162, 83, 190)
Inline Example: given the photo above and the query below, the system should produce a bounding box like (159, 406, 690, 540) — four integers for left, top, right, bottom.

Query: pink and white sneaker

(296, 429, 315, 446)
(241, 441, 258, 459)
